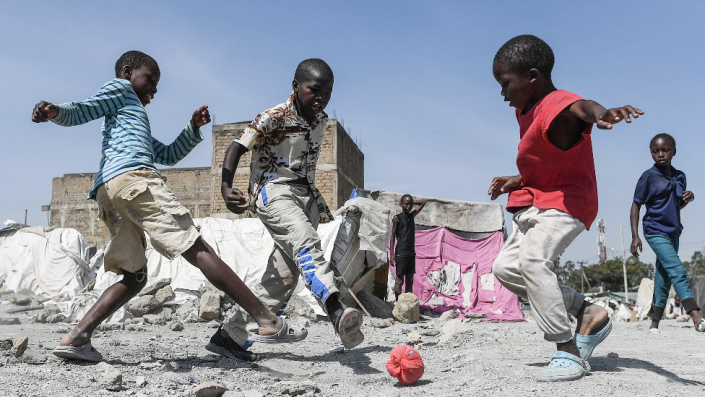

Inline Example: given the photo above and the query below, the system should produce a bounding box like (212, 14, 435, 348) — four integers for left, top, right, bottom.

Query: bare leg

(394, 277, 403, 300)
(60, 268, 147, 347)
(690, 309, 703, 328)
(404, 274, 414, 294)
(182, 237, 282, 336)
(557, 301, 609, 357)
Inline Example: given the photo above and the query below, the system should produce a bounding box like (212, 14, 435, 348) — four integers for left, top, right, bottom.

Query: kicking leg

(182, 237, 282, 336)
(60, 267, 147, 347)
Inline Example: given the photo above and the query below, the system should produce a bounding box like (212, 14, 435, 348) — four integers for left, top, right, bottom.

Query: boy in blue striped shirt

(32, 51, 306, 363)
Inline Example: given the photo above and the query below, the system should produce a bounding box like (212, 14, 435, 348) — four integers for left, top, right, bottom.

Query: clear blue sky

(2, 1, 704, 267)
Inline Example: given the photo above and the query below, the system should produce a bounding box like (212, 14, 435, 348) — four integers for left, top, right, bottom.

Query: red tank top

(506, 90, 598, 230)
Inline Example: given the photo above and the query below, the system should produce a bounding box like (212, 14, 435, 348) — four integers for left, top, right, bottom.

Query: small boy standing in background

(389, 195, 426, 301)
(488, 35, 643, 381)
(31, 51, 303, 362)
(630, 133, 704, 333)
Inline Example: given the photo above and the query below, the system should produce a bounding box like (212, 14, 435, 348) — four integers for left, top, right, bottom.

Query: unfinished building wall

(44, 168, 212, 247)
(209, 119, 364, 217)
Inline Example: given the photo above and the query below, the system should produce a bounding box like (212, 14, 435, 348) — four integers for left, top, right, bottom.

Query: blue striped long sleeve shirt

(52, 79, 204, 199)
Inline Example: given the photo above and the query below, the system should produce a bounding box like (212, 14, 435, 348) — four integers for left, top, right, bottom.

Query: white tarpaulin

(0, 220, 92, 299)
(50, 197, 392, 322)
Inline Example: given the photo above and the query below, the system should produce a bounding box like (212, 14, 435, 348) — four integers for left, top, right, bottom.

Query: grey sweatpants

(492, 207, 587, 343)
(222, 183, 340, 348)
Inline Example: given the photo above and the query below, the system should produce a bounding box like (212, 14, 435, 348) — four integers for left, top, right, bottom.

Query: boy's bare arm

(488, 175, 523, 200)
(221, 142, 249, 214)
(569, 100, 644, 130)
(630, 201, 642, 257)
(411, 200, 426, 216)
(682, 190, 694, 209)
(389, 216, 398, 265)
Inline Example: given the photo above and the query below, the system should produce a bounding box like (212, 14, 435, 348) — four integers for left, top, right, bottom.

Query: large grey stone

(170, 321, 184, 331)
(177, 300, 199, 323)
(129, 296, 160, 317)
(357, 291, 394, 319)
(283, 295, 318, 322)
(199, 292, 221, 320)
(138, 278, 171, 296)
(392, 293, 420, 324)
(155, 286, 175, 305)
(95, 361, 122, 391)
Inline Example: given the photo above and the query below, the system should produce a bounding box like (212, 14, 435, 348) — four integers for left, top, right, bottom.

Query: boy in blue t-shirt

(630, 133, 704, 333)
(32, 51, 305, 363)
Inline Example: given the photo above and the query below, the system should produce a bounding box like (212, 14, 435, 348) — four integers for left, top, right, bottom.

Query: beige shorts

(97, 168, 200, 274)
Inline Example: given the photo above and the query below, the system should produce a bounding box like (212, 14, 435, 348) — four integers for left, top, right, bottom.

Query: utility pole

(620, 222, 629, 304)
(24, 209, 27, 226)
(578, 260, 588, 293)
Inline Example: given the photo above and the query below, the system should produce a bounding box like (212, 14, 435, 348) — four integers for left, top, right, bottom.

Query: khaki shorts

(97, 168, 200, 274)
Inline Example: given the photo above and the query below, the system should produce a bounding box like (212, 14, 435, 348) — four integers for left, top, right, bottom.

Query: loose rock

(95, 362, 122, 391)
(1, 293, 31, 306)
(170, 321, 184, 331)
(0, 317, 20, 325)
(393, 293, 420, 324)
(439, 310, 456, 322)
(11, 337, 28, 358)
(199, 292, 221, 320)
(143, 314, 167, 326)
(46, 313, 66, 323)
(407, 329, 422, 344)
(135, 375, 147, 387)
(191, 381, 228, 397)
(129, 296, 160, 317)
(177, 300, 200, 323)
(138, 278, 171, 296)
(607, 352, 619, 358)
(155, 285, 175, 305)
(283, 295, 318, 322)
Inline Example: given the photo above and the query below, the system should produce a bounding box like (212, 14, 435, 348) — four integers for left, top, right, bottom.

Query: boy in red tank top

(488, 35, 643, 381)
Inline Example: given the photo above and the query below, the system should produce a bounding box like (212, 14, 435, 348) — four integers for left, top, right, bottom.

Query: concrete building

(42, 119, 364, 248)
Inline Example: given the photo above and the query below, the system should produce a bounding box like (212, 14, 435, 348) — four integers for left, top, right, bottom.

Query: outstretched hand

(32, 101, 58, 123)
(488, 175, 522, 200)
(191, 105, 211, 129)
(596, 105, 643, 130)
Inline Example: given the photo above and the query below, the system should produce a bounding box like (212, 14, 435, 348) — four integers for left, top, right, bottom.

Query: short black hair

(294, 58, 334, 83)
(400, 194, 413, 203)
(115, 51, 158, 78)
(494, 35, 555, 77)
(650, 133, 677, 153)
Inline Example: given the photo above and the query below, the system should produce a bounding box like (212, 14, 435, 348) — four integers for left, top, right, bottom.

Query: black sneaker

(205, 327, 263, 362)
(332, 307, 364, 349)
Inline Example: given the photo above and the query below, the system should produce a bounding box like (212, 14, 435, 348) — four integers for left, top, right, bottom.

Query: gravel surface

(1, 303, 704, 397)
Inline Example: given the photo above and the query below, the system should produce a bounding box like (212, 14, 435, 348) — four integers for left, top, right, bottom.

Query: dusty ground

(1, 303, 705, 397)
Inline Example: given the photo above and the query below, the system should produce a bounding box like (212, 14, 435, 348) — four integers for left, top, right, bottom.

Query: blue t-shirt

(633, 165, 686, 240)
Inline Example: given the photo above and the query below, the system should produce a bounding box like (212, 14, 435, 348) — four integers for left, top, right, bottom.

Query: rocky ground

(2, 296, 705, 397)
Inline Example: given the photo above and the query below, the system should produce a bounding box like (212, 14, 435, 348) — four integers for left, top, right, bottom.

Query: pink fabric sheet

(391, 227, 524, 322)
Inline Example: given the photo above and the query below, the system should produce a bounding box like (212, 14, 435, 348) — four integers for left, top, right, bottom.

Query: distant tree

(684, 250, 705, 276)
(583, 256, 651, 292)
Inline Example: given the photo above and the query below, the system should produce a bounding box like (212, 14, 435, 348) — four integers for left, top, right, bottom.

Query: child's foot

(257, 316, 284, 336)
(333, 307, 364, 349)
(59, 327, 91, 347)
(649, 328, 661, 335)
(205, 327, 262, 362)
